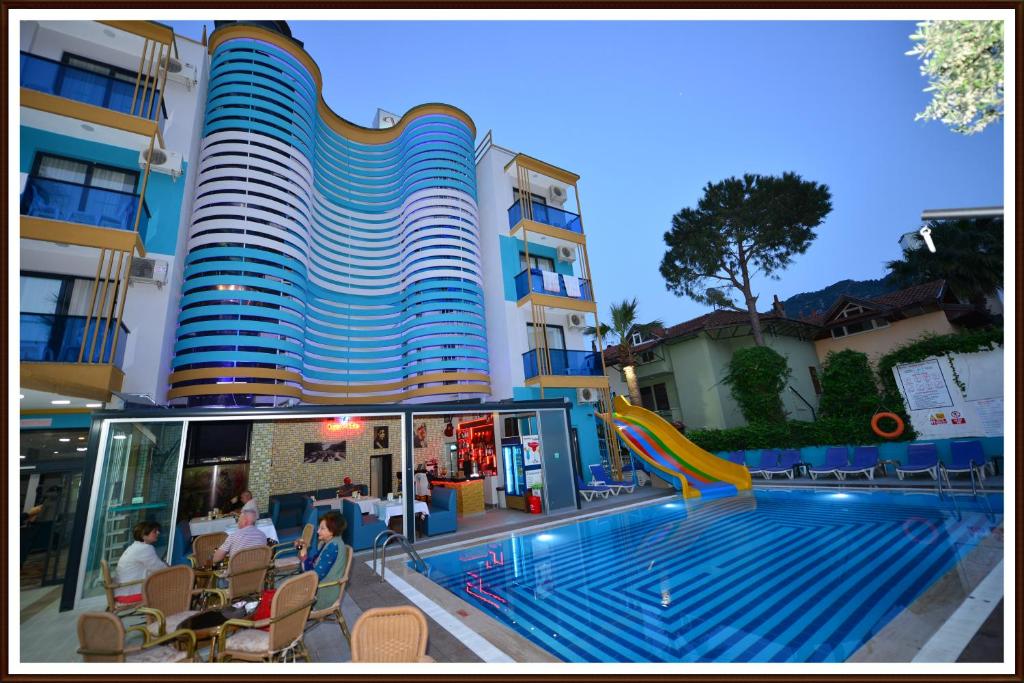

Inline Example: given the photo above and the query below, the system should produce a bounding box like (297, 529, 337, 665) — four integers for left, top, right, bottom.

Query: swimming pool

(420, 489, 1002, 662)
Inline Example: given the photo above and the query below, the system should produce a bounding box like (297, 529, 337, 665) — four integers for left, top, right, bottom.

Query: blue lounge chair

(838, 446, 880, 480)
(341, 499, 387, 551)
(588, 464, 636, 494)
(945, 440, 987, 488)
(422, 487, 457, 536)
(756, 449, 801, 480)
(576, 475, 613, 501)
(747, 450, 781, 479)
(896, 443, 939, 480)
(725, 451, 746, 465)
(809, 447, 848, 480)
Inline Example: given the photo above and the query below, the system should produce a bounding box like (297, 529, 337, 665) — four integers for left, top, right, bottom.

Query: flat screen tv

(186, 420, 252, 466)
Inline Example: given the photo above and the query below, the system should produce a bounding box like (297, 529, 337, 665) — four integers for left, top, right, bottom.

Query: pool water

(420, 489, 1002, 662)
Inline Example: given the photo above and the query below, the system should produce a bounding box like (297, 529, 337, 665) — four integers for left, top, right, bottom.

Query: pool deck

(17, 475, 1004, 666)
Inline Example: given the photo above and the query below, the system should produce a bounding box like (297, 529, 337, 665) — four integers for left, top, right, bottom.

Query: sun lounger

(576, 476, 613, 501)
(945, 440, 987, 488)
(837, 446, 879, 480)
(725, 451, 746, 466)
(747, 450, 781, 479)
(809, 447, 848, 480)
(588, 464, 636, 494)
(895, 443, 938, 480)
(755, 449, 801, 480)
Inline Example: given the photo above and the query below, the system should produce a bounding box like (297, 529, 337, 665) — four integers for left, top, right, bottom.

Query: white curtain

(37, 156, 88, 184)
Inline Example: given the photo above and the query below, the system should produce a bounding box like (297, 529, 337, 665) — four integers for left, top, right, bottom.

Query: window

(830, 318, 890, 339)
(519, 253, 556, 272)
(639, 350, 656, 364)
(34, 154, 138, 193)
(639, 383, 671, 412)
(20, 272, 116, 317)
(513, 188, 546, 206)
(631, 332, 644, 346)
(60, 53, 167, 120)
(526, 323, 565, 350)
(808, 366, 822, 395)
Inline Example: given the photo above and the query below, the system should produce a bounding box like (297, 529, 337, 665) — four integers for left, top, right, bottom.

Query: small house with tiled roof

(810, 279, 982, 365)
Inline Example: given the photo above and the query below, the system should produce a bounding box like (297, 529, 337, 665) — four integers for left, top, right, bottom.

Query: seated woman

(296, 511, 348, 610)
(114, 521, 168, 602)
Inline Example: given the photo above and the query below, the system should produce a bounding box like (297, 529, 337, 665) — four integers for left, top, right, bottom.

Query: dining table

(313, 495, 380, 515)
(372, 498, 429, 526)
(189, 516, 237, 537)
(220, 517, 280, 543)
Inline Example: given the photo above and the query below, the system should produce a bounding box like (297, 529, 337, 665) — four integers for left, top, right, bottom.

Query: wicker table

(177, 609, 231, 662)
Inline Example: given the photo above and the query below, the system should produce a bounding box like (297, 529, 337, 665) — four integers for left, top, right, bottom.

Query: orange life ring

(871, 412, 905, 439)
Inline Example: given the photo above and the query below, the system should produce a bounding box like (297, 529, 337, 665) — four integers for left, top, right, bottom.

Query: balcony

(21, 176, 151, 243)
(523, 348, 604, 381)
(21, 313, 129, 366)
(514, 268, 593, 301)
(508, 200, 583, 235)
(20, 52, 165, 132)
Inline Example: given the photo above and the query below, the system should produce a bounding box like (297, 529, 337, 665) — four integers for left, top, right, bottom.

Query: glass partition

(80, 421, 183, 599)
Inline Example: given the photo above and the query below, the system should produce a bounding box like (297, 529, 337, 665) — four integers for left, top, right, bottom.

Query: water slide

(604, 396, 752, 500)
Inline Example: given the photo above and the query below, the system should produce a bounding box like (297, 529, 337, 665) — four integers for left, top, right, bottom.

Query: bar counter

(430, 477, 485, 516)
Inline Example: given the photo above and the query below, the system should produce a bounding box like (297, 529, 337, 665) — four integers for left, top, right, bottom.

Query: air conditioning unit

(577, 387, 600, 404)
(165, 58, 198, 90)
(129, 257, 169, 288)
(557, 245, 576, 263)
(567, 312, 586, 330)
(138, 148, 183, 178)
(548, 185, 567, 203)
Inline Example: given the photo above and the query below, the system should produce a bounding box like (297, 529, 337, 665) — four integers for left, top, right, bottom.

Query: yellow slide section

(609, 396, 751, 498)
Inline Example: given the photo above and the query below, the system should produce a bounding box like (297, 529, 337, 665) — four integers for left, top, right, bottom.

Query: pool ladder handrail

(939, 460, 981, 497)
(372, 529, 427, 583)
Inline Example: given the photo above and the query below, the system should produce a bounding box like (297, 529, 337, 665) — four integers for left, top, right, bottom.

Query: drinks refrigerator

(501, 436, 527, 511)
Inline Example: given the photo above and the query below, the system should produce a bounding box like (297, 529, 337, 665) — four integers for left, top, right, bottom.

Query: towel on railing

(541, 270, 561, 292)
(562, 274, 582, 298)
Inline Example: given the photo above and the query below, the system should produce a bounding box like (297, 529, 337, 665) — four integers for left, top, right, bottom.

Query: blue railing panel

(21, 176, 150, 241)
(20, 313, 129, 367)
(522, 349, 603, 379)
(507, 200, 583, 233)
(20, 52, 164, 129)
(513, 268, 593, 302)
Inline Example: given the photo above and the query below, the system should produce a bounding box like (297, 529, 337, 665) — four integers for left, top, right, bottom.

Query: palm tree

(583, 322, 610, 351)
(606, 298, 663, 407)
(886, 217, 1003, 310)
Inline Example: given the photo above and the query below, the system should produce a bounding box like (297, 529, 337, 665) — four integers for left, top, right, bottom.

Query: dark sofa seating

(341, 499, 386, 551)
(422, 487, 457, 536)
(271, 494, 314, 544)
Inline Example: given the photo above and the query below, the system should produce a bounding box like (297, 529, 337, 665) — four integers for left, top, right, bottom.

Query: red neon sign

(326, 418, 362, 433)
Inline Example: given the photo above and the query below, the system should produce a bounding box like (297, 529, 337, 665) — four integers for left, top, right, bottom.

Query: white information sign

(970, 397, 1004, 437)
(895, 359, 954, 411)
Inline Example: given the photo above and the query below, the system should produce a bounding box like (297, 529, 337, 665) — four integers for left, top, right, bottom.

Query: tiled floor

(18, 476, 1004, 665)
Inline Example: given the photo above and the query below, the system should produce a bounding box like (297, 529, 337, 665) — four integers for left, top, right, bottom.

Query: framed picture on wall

(373, 426, 389, 449)
(414, 423, 427, 449)
(304, 440, 346, 463)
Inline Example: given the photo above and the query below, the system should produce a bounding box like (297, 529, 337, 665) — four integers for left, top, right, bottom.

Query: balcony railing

(21, 313, 129, 366)
(21, 176, 151, 241)
(20, 52, 166, 131)
(523, 349, 603, 379)
(508, 200, 583, 234)
(513, 268, 593, 303)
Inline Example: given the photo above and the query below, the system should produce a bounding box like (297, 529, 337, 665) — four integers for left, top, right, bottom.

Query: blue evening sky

(169, 20, 1004, 327)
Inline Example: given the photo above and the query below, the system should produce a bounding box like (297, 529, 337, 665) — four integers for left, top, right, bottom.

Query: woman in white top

(114, 521, 167, 598)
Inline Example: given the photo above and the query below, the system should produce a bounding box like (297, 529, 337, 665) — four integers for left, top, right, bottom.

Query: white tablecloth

(373, 499, 429, 526)
(189, 516, 236, 537)
(313, 496, 380, 515)
(221, 518, 279, 543)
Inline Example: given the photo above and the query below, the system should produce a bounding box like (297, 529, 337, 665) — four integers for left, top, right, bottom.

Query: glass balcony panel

(21, 176, 150, 241)
(20, 52, 164, 130)
(522, 349, 602, 379)
(513, 268, 593, 302)
(507, 200, 583, 234)
(20, 313, 129, 367)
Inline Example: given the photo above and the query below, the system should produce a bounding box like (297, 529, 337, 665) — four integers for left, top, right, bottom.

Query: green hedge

(687, 415, 912, 452)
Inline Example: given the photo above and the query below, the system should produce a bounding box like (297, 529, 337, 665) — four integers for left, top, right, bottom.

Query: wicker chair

(271, 523, 313, 578)
(207, 545, 272, 606)
(100, 559, 144, 617)
(138, 564, 225, 637)
(189, 532, 227, 569)
(350, 606, 434, 662)
(306, 542, 353, 644)
(215, 571, 317, 662)
(77, 611, 196, 663)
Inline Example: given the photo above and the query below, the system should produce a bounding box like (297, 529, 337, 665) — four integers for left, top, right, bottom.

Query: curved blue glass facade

(170, 29, 488, 406)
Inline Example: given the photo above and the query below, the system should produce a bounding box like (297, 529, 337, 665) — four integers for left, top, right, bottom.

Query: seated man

(210, 510, 266, 566)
